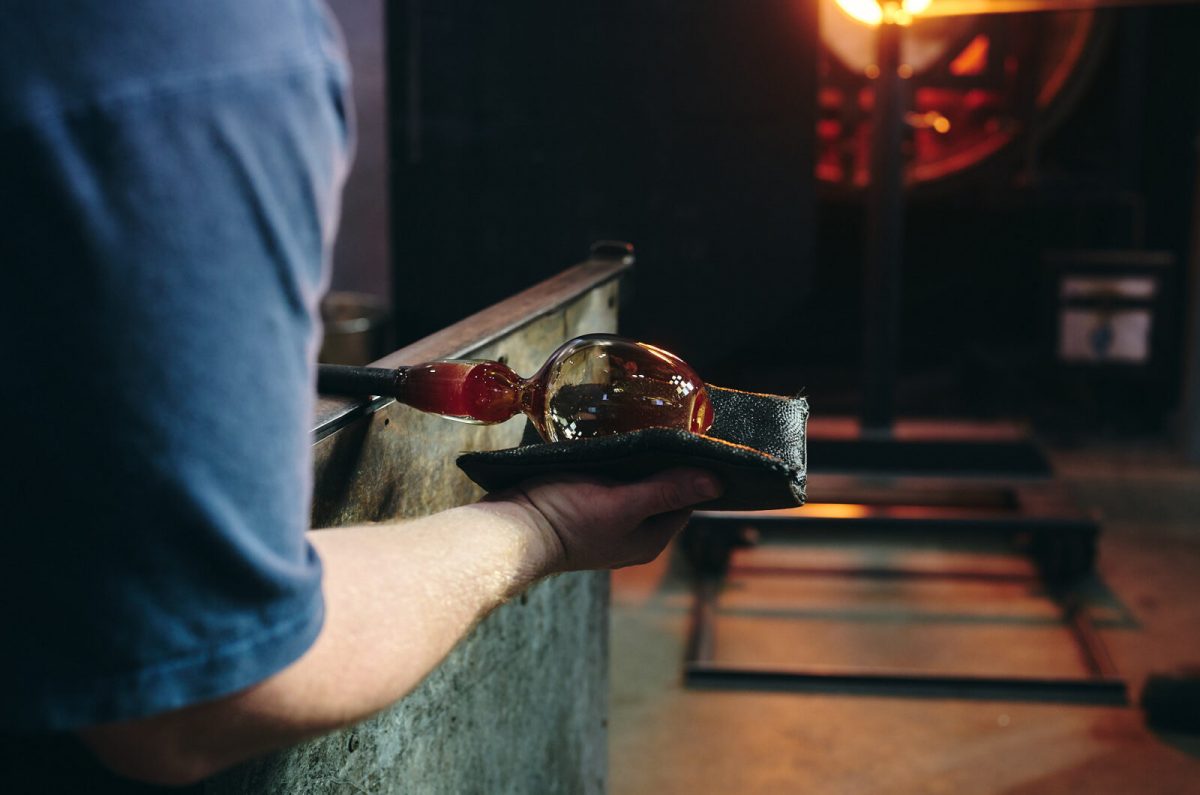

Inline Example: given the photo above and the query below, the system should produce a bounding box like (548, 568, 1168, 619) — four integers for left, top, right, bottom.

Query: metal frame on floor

(679, 483, 1129, 707)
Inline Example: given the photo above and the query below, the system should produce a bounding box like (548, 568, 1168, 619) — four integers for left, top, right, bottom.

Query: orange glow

(904, 0, 933, 16)
(835, 0, 884, 25)
(816, 3, 1097, 189)
(834, 0, 933, 26)
(801, 503, 873, 519)
(949, 34, 991, 76)
(907, 110, 952, 133)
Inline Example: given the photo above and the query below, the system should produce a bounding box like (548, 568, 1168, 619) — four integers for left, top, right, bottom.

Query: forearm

(81, 501, 558, 785)
(80, 469, 719, 786)
(284, 501, 557, 725)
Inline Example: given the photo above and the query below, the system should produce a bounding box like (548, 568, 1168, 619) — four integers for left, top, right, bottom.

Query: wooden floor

(609, 439, 1200, 794)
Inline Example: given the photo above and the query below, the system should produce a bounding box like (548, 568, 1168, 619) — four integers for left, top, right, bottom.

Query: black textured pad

(456, 386, 807, 511)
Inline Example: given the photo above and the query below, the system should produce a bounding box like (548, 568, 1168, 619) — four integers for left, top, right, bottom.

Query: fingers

(616, 469, 723, 519)
(488, 468, 721, 574)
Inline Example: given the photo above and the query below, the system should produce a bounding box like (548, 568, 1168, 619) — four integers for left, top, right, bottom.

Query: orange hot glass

(317, 334, 715, 443)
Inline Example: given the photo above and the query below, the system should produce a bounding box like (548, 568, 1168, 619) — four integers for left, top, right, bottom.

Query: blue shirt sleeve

(0, 0, 352, 731)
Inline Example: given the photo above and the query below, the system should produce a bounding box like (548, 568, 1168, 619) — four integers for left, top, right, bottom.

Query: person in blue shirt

(0, 1, 721, 787)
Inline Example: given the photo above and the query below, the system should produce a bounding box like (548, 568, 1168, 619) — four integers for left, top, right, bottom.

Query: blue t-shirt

(0, 0, 350, 732)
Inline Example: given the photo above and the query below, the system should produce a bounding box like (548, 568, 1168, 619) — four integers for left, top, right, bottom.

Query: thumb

(619, 468, 723, 518)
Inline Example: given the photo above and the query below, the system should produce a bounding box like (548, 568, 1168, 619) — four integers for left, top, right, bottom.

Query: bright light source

(834, 0, 932, 26)
(835, 0, 884, 25)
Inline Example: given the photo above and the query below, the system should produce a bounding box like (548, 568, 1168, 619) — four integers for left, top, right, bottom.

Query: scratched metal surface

(207, 267, 623, 795)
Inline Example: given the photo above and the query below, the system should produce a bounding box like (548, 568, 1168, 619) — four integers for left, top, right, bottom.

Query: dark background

(328, 1, 1200, 439)
(384, 1, 819, 382)
(787, 9, 1200, 436)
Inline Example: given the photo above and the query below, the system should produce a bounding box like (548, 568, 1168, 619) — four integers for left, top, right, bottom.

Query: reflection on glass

(319, 334, 714, 443)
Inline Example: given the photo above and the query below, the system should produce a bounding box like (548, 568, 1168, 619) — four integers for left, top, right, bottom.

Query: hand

(491, 469, 723, 574)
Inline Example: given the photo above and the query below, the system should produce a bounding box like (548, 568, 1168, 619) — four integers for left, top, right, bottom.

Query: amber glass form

(320, 334, 714, 442)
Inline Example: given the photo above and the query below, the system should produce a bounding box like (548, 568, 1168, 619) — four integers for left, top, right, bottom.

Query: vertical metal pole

(862, 22, 907, 433)
(1182, 132, 1200, 463)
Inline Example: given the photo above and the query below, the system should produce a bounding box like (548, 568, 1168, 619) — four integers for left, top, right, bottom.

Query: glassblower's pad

(457, 386, 807, 511)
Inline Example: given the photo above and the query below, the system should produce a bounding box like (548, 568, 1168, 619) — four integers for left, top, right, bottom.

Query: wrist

(466, 495, 567, 582)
